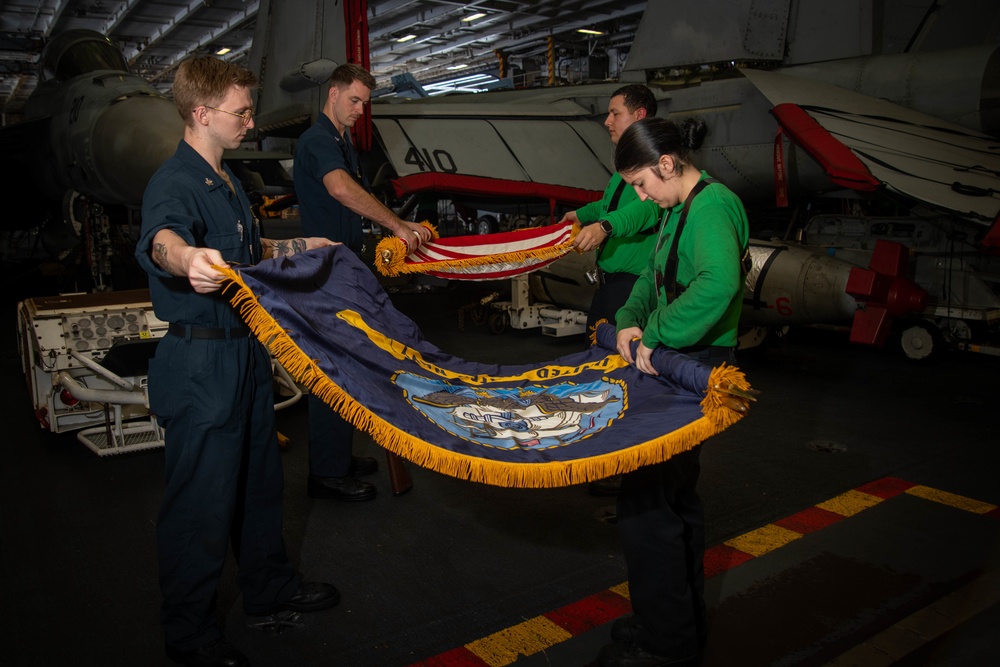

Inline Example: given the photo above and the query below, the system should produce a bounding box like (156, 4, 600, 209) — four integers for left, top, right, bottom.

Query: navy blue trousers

(307, 394, 355, 477)
(587, 272, 638, 329)
(618, 448, 705, 657)
(616, 346, 734, 657)
(149, 334, 299, 651)
(306, 241, 364, 477)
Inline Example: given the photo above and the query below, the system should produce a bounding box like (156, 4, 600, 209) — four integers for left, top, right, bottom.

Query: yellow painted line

(724, 523, 802, 557)
(823, 567, 1000, 666)
(905, 485, 998, 514)
(816, 489, 884, 517)
(609, 581, 630, 599)
(451, 480, 996, 667)
(465, 615, 573, 667)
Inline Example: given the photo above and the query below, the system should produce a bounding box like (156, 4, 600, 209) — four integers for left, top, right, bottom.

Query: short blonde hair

(172, 56, 257, 127)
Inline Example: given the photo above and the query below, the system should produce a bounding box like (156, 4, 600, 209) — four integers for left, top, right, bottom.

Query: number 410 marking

(404, 147, 458, 173)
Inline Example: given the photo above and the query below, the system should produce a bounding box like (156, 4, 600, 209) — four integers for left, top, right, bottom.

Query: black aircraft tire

(488, 312, 508, 335)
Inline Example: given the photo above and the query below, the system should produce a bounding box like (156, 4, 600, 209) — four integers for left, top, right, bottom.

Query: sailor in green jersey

(614, 119, 749, 372)
(597, 117, 749, 667)
(559, 84, 662, 330)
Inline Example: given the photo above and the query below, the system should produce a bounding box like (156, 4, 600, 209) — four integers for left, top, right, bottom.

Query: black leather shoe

(597, 640, 698, 667)
(611, 615, 642, 642)
(349, 455, 379, 476)
(611, 618, 707, 652)
(281, 581, 340, 613)
(307, 474, 377, 501)
(589, 475, 623, 497)
(165, 638, 249, 667)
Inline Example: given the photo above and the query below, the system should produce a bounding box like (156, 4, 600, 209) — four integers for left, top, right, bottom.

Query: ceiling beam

(373, 0, 644, 66)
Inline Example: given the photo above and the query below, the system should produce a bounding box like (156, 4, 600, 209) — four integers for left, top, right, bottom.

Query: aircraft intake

(88, 94, 184, 207)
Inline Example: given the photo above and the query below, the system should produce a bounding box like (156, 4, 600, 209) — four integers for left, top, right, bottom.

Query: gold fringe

(588, 318, 608, 347)
(374, 224, 580, 277)
(218, 264, 751, 488)
(373, 221, 438, 277)
(702, 363, 752, 430)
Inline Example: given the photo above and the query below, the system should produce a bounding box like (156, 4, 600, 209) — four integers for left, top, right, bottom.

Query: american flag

(376, 221, 577, 280)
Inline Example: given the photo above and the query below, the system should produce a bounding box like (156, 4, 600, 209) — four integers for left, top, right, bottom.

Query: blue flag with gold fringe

(220, 246, 753, 488)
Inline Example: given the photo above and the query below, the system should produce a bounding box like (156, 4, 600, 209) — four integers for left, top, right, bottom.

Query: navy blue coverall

(136, 139, 299, 651)
(293, 113, 368, 478)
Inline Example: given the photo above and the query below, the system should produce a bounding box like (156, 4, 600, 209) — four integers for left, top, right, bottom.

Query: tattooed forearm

(153, 242, 169, 270)
(266, 238, 308, 258)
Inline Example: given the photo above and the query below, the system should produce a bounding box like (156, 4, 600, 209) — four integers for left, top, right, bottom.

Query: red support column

(344, 0, 372, 152)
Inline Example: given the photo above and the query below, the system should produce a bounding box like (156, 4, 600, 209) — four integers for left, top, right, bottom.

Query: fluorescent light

(577, 28, 604, 35)
(435, 74, 492, 85)
(422, 71, 499, 96)
(462, 12, 486, 22)
(397, 34, 417, 42)
(446, 64, 468, 70)
(215, 47, 231, 55)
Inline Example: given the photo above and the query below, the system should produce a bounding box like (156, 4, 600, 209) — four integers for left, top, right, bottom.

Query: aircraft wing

(741, 67, 1000, 226)
(372, 99, 614, 195)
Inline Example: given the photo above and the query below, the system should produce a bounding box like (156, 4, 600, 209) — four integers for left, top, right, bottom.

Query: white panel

(744, 0, 792, 57)
(785, 0, 873, 64)
(625, 0, 791, 71)
(374, 117, 613, 191)
(566, 119, 616, 173)
(778, 46, 998, 133)
(374, 117, 528, 180)
(488, 120, 612, 190)
(742, 67, 1000, 222)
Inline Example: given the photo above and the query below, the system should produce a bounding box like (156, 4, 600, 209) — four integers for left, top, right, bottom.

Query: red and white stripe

(406, 221, 575, 280)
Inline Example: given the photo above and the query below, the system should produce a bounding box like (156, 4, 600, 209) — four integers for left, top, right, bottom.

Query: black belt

(601, 271, 638, 283)
(679, 344, 733, 355)
(168, 323, 251, 339)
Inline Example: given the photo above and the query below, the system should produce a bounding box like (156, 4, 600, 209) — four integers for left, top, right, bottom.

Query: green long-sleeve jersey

(616, 172, 749, 350)
(576, 173, 661, 276)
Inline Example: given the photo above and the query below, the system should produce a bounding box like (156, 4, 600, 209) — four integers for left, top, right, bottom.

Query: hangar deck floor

(3, 274, 999, 667)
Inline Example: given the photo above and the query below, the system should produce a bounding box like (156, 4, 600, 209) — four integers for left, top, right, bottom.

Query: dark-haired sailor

(598, 116, 749, 667)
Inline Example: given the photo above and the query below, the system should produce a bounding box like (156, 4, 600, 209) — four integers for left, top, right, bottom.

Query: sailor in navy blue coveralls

(294, 112, 369, 488)
(137, 56, 338, 667)
(291, 64, 430, 501)
(137, 139, 300, 651)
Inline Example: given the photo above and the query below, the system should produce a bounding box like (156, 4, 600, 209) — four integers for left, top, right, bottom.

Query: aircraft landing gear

(737, 325, 789, 352)
(488, 311, 509, 334)
(476, 215, 499, 235)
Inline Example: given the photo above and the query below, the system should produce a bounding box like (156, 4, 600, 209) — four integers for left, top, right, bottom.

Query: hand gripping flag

(219, 246, 755, 488)
(374, 221, 578, 280)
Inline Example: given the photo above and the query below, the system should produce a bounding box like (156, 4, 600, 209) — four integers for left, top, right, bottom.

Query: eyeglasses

(204, 105, 254, 125)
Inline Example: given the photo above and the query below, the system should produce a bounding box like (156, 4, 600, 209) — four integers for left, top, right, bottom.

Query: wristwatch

(599, 219, 613, 235)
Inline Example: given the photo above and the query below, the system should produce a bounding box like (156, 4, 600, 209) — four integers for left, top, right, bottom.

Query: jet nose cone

(91, 95, 184, 206)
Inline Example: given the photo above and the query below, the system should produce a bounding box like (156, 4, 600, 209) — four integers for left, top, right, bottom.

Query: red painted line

(410, 476, 934, 666)
(856, 476, 917, 499)
(544, 589, 632, 635)
(704, 543, 755, 579)
(773, 506, 845, 534)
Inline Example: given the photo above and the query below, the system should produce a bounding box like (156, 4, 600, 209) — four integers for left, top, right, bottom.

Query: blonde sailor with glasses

(136, 55, 338, 667)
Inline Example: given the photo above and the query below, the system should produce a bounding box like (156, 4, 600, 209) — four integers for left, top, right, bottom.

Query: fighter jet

(0, 29, 183, 288)
(248, 0, 1000, 357)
